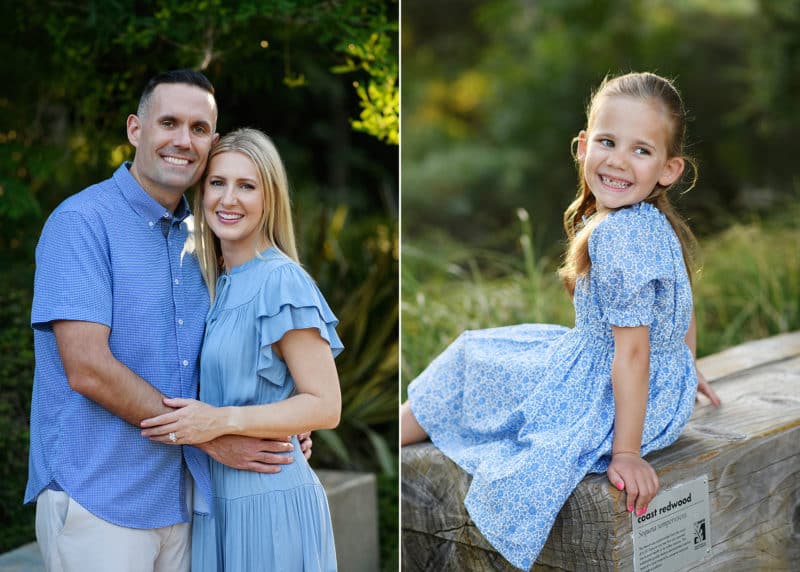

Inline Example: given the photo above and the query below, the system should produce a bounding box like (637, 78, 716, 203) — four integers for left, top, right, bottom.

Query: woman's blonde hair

(194, 128, 299, 300)
(558, 72, 698, 295)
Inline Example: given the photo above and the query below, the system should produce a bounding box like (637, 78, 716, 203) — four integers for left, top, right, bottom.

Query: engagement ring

(169, 432, 177, 443)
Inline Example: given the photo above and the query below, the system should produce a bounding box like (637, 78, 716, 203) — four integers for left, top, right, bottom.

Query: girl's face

(203, 151, 267, 267)
(576, 95, 684, 212)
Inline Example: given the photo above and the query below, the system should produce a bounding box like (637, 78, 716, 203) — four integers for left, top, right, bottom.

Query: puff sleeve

(255, 261, 344, 386)
(589, 206, 675, 327)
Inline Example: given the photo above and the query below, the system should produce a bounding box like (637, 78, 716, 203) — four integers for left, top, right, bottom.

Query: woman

(142, 128, 342, 571)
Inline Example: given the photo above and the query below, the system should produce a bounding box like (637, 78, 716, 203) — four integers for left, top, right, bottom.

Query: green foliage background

(0, 1, 398, 568)
(402, 0, 800, 391)
(403, 0, 800, 249)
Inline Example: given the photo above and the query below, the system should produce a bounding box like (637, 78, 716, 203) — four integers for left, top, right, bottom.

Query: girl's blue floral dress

(407, 202, 699, 570)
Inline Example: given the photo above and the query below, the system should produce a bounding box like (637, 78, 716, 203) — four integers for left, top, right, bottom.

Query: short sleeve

(255, 261, 344, 385)
(589, 208, 673, 327)
(31, 210, 112, 331)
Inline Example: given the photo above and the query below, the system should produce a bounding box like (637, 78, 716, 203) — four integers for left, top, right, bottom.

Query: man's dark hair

(137, 69, 215, 116)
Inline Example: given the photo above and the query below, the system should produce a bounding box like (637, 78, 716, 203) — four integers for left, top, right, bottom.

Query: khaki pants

(35, 490, 191, 572)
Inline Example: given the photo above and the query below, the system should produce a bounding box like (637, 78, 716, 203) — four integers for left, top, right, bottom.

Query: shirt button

(178, 319, 184, 325)
(174, 279, 180, 285)
(163, 212, 170, 219)
(148, 221, 154, 227)
(182, 359, 189, 366)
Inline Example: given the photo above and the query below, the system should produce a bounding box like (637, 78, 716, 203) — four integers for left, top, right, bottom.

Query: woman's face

(203, 151, 266, 265)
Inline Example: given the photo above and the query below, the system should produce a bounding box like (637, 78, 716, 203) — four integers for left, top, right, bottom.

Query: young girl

(141, 128, 342, 571)
(400, 72, 720, 570)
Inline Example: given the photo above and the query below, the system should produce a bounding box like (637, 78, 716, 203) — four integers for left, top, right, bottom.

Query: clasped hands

(140, 397, 312, 473)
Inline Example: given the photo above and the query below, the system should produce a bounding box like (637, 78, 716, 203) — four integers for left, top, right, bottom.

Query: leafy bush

(297, 206, 399, 476)
(377, 472, 399, 571)
(0, 289, 35, 552)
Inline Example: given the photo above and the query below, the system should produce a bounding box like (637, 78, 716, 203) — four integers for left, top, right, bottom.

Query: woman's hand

(695, 369, 721, 406)
(607, 452, 659, 516)
(141, 397, 232, 445)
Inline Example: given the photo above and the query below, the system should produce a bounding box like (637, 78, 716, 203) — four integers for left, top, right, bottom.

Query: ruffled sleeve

(255, 260, 344, 386)
(589, 204, 675, 327)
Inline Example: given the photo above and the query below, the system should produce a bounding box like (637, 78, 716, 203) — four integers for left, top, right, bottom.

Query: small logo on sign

(693, 520, 706, 548)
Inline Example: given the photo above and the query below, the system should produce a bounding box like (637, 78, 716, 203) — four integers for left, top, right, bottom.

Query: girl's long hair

(194, 128, 299, 300)
(558, 72, 698, 296)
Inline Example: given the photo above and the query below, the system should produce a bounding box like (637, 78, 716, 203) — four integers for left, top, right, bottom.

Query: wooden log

(401, 332, 800, 571)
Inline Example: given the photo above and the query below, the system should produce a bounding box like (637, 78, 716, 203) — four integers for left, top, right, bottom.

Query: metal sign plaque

(632, 475, 711, 572)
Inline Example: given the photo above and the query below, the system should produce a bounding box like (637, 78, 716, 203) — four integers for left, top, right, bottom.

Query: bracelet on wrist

(612, 450, 640, 457)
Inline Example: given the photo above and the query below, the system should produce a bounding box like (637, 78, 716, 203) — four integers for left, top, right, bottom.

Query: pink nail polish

(616, 481, 624, 490)
(628, 505, 633, 512)
(636, 507, 645, 516)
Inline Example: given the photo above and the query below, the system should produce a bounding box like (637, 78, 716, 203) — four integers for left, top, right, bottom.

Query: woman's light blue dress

(407, 202, 699, 570)
(192, 247, 343, 572)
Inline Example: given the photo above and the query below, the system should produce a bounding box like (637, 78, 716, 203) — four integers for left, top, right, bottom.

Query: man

(26, 70, 310, 571)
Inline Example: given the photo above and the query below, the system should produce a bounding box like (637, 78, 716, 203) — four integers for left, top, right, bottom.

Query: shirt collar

(113, 162, 192, 225)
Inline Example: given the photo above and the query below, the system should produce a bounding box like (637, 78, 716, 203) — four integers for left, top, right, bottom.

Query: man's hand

(199, 435, 294, 474)
(298, 431, 313, 461)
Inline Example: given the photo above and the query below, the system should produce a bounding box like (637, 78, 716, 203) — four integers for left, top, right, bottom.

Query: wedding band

(169, 432, 177, 443)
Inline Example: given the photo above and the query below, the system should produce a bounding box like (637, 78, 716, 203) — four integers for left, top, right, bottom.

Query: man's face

(127, 83, 218, 207)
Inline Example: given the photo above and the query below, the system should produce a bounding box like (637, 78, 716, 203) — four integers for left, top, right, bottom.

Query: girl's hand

(140, 397, 227, 445)
(695, 369, 721, 406)
(607, 452, 659, 516)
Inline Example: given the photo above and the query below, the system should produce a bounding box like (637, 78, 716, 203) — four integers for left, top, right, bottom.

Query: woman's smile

(203, 151, 268, 268)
